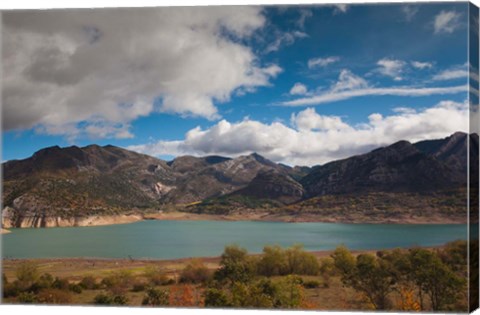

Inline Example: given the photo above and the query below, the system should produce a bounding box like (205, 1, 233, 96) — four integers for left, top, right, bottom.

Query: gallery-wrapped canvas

(1, 1, 479, 313)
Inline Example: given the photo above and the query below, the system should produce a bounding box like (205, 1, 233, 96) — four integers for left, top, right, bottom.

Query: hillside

(2, 132, 476, 227)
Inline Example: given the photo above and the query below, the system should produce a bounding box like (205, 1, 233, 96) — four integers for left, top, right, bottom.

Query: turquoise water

(1, 220, 470, 259)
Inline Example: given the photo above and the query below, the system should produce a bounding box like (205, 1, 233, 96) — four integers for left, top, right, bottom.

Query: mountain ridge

(2, 132, 476, 227)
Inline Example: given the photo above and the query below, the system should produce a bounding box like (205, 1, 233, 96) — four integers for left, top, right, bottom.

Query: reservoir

(1, 220, 470, 259)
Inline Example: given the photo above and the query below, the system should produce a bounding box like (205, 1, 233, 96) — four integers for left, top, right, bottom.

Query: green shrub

(52, 277, 69, 290)
(180, 260, 212, 284)
(17, 292, 38, 304)
(204, 288, 230, 307)
(79, 276, 98, 290)
(144, 267, 170, 286)
(142, 287, 169, 306)
(68, 283, 83, 294)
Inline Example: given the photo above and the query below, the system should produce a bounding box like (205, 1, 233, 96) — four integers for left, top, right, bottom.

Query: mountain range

(2, 132, 478, 226)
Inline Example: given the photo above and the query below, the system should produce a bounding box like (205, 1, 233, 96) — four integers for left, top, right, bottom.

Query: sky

(1, 2, 475, 166)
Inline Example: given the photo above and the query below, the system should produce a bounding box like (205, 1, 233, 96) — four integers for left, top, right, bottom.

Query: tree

(15, 262, 39, 290)
(332, 247, 396, 310)
(409, 248, 465, 311)
(214, 245, 255, 284)
(354, 254, 395, 309)
(284, 244, 319, 275)
(275, 275, 305, 309)
(331, 246, 356, 284)
(257, 245, 288, 276)
(204, 288, 230, 307)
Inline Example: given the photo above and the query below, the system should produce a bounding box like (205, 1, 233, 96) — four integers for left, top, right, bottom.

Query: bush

(284, 245, 320, 275)
(144, 267, 170, 286)
(204, 288, 230, 307)
(132, 282, 146, 292)
(180, 260, 212, 284)
(142, 287, 169, 306)
(101, 270, 134, 294)
(3, 281, 21, 298)
(17, 292, 38, 304)
(214, 245, 256, 284)
(93, 293, 129, 305)
(303, 280, 321, 289)
(257, 246, 288, 276)
(37, 288, 73, 304)
(93, 294, 113, 305)
(69, 283, 83, 294)
(15, 262, 39, 290)
(52, 277, 70, 290)
(79, 276, 98, 290)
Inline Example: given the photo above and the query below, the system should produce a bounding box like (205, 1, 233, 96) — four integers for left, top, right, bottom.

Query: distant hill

(2, 132, 476, 227)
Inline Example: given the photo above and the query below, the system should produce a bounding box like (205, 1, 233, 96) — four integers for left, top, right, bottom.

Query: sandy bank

(2, 211, 467, 231)
(144, 211, 466, 224)
(1, 228, 11, 234)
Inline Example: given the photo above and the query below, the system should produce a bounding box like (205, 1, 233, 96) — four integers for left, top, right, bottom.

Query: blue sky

(2, 3, 474, 165)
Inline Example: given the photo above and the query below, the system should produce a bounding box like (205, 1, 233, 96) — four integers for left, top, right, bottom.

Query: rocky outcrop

(232, 170, 305, 204)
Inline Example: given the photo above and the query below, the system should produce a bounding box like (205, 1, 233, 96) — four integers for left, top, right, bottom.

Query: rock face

(232, 170, 305, 204)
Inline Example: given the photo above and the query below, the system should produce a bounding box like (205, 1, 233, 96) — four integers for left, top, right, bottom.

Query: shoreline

(1, 211, 468, 231)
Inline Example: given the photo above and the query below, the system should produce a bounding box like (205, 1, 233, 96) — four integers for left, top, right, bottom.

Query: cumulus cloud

(307, 56, 340, 69)
(128, 100, 468, 166)
(290, 108, 350, 131)
(289, 83, 308, 95)
(434, 10, 462, 34)
(282, 69, 466, 107)
(376, 58, 406, 81)
(3, 7, 281, 139)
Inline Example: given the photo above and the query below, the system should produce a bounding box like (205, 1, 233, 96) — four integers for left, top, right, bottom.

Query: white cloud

(376, 58, 406, 81)
(307, 56, 340, 69)
(289, 83, 308, 95)
(3, 7, 281, 139)
(434, 10, 462, 34)
(290, 108, 350, 131)
(283, 69, 466, 107)
(264, 31, 308, 53)
(401, 5, 419, 22)
(433, 68, 469, 81)
(128, 101, 468, 166)
(331, 69, 368, 92)
(333, 4, 348, 13)
(411, 61, 433, 70)
(296, 9, 313, 29)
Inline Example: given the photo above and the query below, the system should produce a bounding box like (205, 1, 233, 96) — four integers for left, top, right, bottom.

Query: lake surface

(1, 220, 470, 259)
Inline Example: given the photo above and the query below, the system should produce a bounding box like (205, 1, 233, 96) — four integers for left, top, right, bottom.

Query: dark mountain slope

(301, 140, 465, 198)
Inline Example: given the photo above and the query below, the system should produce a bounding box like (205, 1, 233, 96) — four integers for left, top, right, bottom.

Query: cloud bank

(128, 100, 468, 166)
(3, 7, 281, 139)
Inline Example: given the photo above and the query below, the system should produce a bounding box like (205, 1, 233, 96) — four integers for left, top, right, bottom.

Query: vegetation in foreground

(2, 241, 472, 311)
